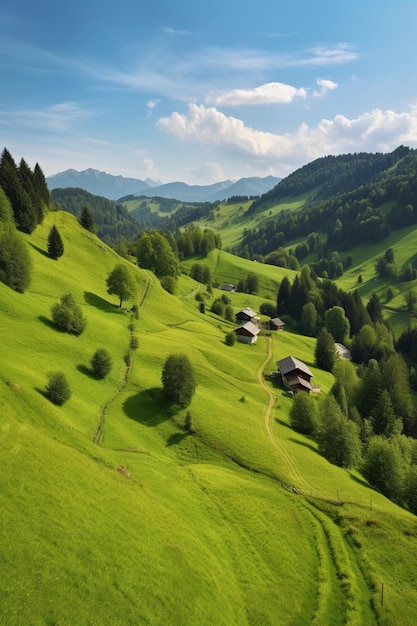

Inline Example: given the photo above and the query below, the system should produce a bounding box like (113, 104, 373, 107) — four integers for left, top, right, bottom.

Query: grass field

(2, 210, 417, 625)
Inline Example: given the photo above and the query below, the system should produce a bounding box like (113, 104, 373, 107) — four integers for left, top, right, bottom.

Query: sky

(2, 0, 417, 185)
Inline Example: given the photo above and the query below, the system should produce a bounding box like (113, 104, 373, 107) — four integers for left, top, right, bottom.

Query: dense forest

(239, 146, 417, 261)
(50, 187, 143, 244)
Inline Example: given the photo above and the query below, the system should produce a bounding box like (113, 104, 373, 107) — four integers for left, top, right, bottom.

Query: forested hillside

(238, 146, 417, 259)
(51, 187, 142, 244)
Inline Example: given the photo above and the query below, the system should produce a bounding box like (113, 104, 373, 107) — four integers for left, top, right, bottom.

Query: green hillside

(2, 210, 417, 625)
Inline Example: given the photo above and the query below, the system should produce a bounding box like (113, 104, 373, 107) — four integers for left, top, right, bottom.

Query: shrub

(211, 299, 225, 316)
(51, 293, 86, 335)
(260, 302, 276, 318)
(91, 349, 112, 379)
(45, 371, 71, 405)
(225, 331, 236, 346)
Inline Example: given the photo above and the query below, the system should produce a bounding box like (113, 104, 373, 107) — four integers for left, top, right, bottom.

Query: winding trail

(257, 336, 377, 625)
(93, 271, 153, 444)
(258, 336, 312, 491)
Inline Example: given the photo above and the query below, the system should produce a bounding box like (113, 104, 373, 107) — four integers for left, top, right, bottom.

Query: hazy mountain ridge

(47, 168, 281, 202)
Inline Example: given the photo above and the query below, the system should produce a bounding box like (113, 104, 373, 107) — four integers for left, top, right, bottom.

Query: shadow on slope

(84, 291, 124, 314)
(123, 388, 170, 427)
(29, 242, 50, 258)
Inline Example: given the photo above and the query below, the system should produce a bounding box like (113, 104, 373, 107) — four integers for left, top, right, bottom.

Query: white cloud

(162, 26, 193, 36)
(146, 99, 160, 117)
(207, 82, 307, 106)
(313, 79, 338, 98)
(181, 162, 226, 185)
(158, 103, 417, 173)
(0, 102, 91, 132)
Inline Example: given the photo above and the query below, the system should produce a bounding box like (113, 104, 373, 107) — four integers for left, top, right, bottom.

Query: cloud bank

(158, 103, 417, 173)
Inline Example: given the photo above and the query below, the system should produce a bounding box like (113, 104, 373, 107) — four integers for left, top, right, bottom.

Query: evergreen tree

(0, 148, 37, 233)
(315, 327, 336, 372)
(79, 206, 95, 232)
(277, 276, 291, 316)
(0, 218, 32, 292)
(366, 293, 383, 324)
(33, 162, 50, 208)
(47, 225, 64, 259)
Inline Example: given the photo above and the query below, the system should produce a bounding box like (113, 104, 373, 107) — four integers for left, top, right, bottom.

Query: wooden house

(277, 356, 314, 393)
(234, 321, 260, 344)
(235, 307, 257, 324)
(268, 317, 285, 331)
(221, 283, 236, 292)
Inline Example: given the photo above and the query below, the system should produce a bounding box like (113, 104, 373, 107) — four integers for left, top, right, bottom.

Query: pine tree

(79, 206, 95, 232)
(0, 148, 37, 233)
(47, 225, 64, 259)
(277, 276, 291, 316)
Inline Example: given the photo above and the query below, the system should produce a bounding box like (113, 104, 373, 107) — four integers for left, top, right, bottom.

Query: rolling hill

(2, 209, 417, 625)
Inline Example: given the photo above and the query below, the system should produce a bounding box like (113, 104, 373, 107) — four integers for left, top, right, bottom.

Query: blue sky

(2, 0, 417, 184)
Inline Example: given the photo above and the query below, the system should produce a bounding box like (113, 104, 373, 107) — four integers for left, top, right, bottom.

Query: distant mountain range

(46, 168, 281, 202)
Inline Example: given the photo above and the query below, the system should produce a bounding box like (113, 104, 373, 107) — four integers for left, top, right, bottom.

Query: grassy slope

(1, 211, 417, 625)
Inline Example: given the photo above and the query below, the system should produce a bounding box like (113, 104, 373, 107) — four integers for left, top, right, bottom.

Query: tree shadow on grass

(123, 388, 170, 427)
(275, 417, 292, 430)
(84, 291, 122, 314)
(29, 242, 50, 259)
(289, 437, 322, 457)
(166, 432, 189, 447)
(76, 364, 96, 379)
(38, 315, 58, 330)
(349, 472, 370, 489)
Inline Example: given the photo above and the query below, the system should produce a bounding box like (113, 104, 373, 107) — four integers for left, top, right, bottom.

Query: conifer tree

(0, 148, 37, 233)
(47, 224, 64, 259)
(79, 206, 95, 232)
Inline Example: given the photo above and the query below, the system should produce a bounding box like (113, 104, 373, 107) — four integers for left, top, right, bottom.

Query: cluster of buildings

(232, 305, 319, 395)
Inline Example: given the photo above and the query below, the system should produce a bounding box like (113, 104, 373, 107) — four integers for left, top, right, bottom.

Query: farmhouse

(221, 283, 236, 292)
(277, 356, 314, 393)
(267, 317, 285, 331)
(234, 321, 260, 344)
(235, 306, 257, 323)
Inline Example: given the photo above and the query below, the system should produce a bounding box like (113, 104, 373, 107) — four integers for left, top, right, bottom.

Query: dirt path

(93, 272, 153, 444)
(258, 336, 312, 491)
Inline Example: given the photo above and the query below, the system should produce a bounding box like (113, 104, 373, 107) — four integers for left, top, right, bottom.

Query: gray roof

(270, 317, 285, 326)
(234, 321, 260, 336)
(277, 356, 313, 378)
(236, 307, 257, 318)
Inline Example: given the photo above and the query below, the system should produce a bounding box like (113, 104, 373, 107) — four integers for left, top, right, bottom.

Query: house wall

(236, 334, 257, 344)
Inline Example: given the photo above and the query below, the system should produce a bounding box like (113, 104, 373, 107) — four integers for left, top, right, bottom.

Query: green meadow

(2, 211, 417, 625)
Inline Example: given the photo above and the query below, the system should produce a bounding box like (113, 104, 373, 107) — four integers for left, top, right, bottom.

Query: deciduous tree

(162, 354, 196, 408)
(106, 263, 138, 308)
